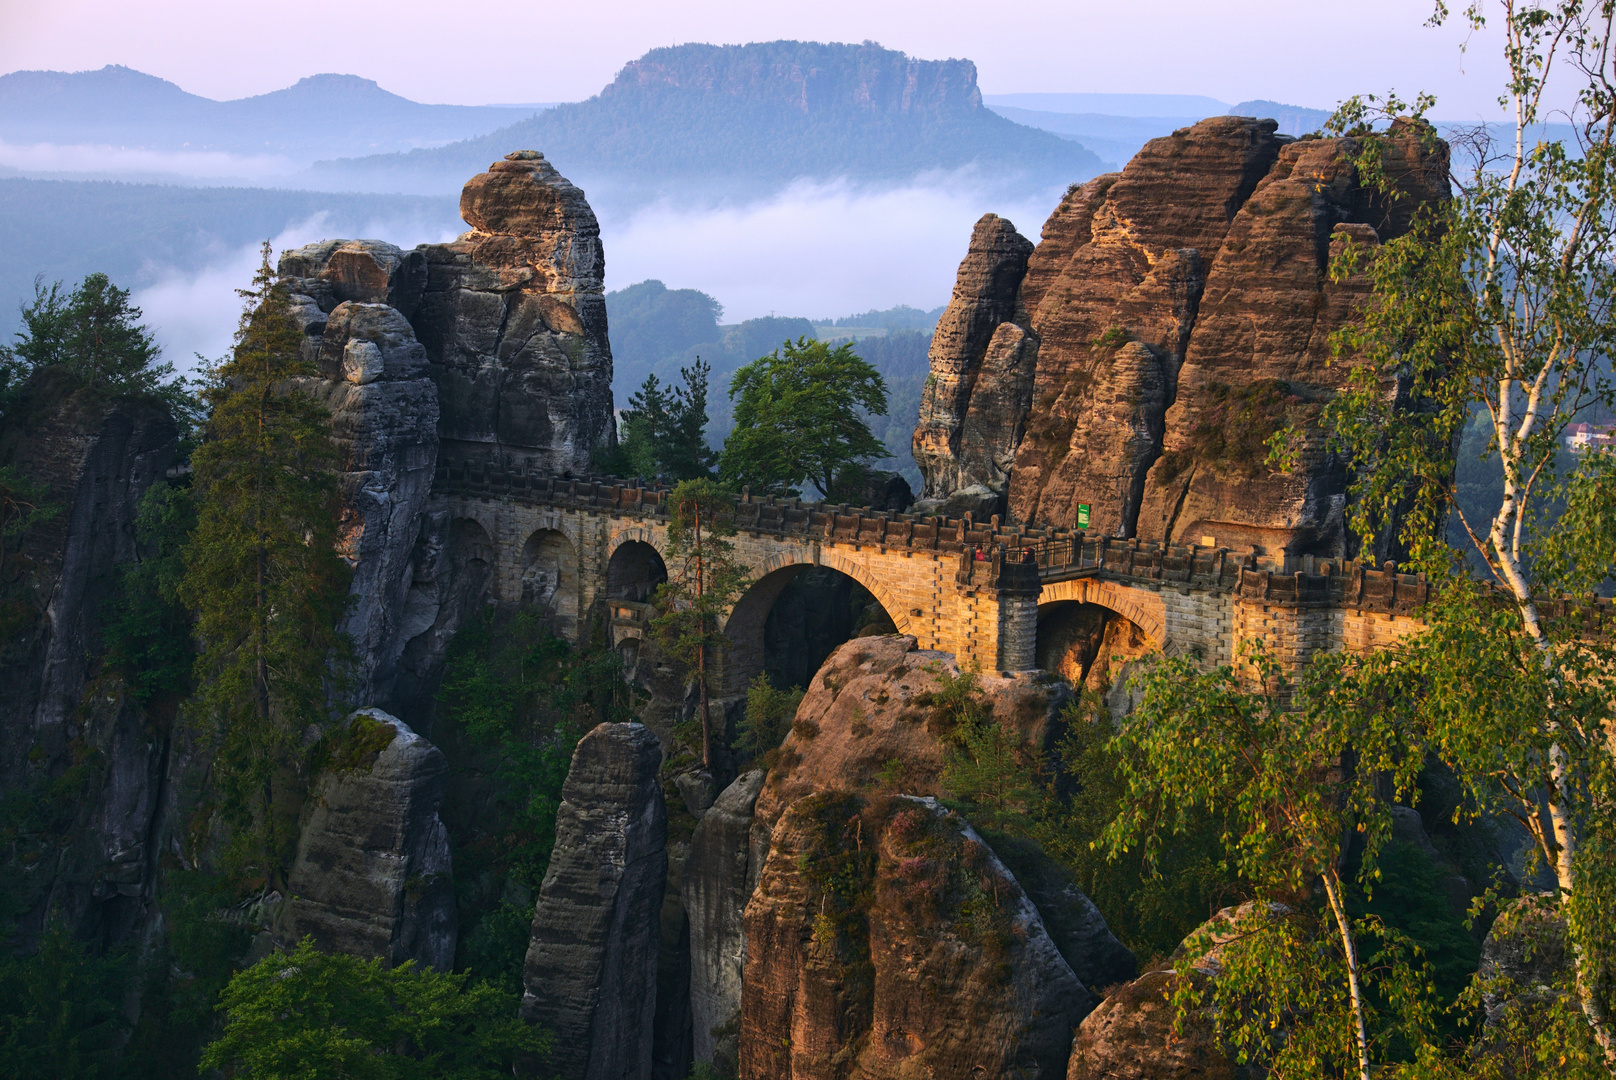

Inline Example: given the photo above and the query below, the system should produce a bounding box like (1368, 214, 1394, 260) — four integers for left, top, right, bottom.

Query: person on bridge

(973, 545, 987, 561)
(1022, 546, 1036, 565)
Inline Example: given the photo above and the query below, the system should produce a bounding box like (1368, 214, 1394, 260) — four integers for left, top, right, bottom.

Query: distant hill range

(307, 42, 1107, 199)
(984, 94, 1336, 164)
(0, 65, 537, 160)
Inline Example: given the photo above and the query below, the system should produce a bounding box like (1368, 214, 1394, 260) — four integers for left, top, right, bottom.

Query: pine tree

(180, 244, 352, 880)
(650, 478, 745, 768)
(617, 358, 715, 481)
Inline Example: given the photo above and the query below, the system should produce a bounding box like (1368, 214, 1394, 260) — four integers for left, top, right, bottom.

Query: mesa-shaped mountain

(0, 66, 534, 158)
(307, 41, 1106, 198)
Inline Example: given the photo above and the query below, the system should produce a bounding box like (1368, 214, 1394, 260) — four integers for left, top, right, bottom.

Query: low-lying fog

(113, 176, 1060, 379)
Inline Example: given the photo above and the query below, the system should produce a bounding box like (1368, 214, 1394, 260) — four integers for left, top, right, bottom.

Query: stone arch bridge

(432, 462, 1434, 693)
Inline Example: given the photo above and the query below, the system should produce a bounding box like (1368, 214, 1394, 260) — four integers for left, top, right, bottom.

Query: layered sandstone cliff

(278, 152, 617, 712)
(916, 117, 1450, 558)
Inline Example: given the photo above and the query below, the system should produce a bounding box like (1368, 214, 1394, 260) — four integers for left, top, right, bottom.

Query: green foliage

(0, 463, 58, 651)
(120, 870, 254, 1079)
(939, 686, 1234, 960)
(1157, 379, 1310, 481)
(1350, 840, 1480, 1013)
(312, 713, 399, 775)
(0, 273, 195, 425)
(435, 609, 631, 987)
(0, 923, 128, 1080)
(613, 358, 715, 482)
(737, 674, 802, 764)
(719, 336, 889, 500)
(103, 480, 195, 707)
(651, 478, 748, 766)
(179, 243, 353, 881)
(1108, 646, 1431, 1078)
(200, 937, 548, 1079)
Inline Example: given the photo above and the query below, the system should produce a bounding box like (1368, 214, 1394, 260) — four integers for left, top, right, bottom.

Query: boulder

(279, 708, 456, 970)
(1065, 902, 1274, 1079)
(521, 722, 667, 1080)
(683, 769, 766, 1071)
(748, 634, 1071, 874)
(739, 794, 1087, 1080)
(1477, 893, 1570, 1025)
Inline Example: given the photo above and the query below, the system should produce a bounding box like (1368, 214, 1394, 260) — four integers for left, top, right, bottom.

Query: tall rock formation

(0, 368, 179, 949)
(278, 709, 456, 970)
(415, 151, 615, 474)
(276, 152, 617, 712)
(913, 214, 1035, 514)
(683, 769, 767, 1072)
(521, 722, 667, 1080)
(917, 116, 1450, 559)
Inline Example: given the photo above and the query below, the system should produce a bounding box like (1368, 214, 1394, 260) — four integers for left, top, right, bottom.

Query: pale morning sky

(0, 0, 1530, 120)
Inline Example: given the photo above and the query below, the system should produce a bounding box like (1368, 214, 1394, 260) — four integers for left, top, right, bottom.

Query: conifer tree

(180, 244, 351, 879)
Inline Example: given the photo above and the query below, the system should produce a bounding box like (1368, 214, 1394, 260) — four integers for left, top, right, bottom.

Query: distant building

(1565, 421, 1616, 453)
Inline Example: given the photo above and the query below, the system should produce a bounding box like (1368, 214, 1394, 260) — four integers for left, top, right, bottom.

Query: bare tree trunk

(1321, 869, 1371, 1080)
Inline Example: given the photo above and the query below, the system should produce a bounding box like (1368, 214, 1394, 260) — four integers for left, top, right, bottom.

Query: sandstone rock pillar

(521, 722, 667, 1080)
(279, 708, 456, 970)
(682, 769, 767, 1071)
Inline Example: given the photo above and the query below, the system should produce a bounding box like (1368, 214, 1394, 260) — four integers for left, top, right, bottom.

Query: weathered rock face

(274, 264, 443, 708)
(279, 708, 457, 970)
(1065, 970, 1235, 1080)
(683, 769, 766, 1072)
(1477, 894, 1570, 1025)
(0, 369, 179, 949)
(275, 153, 617, 713)
(748, 634, 1071, 873)
(740, 794, 1087, 1080)
(522, 722, 667, 1080)
(415, 151, 615, 475)
(1065, 903, 1267, 1080)
(919, 116, 1450, 559)
(913, 214, 1035, 508)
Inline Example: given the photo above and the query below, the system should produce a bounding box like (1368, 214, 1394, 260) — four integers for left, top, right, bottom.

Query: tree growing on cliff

(615, 358, 715, 481)
(719, 337, 888, 500)
(0, 273, 195, 425)
(650, 478, 746, 768)
(1316, 0, 1616, 1063)
(180, 243, 353, 881)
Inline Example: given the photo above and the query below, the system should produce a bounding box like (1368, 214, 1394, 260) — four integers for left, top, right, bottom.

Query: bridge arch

(1036, 578, 1165, 689)
(720, 550, 910, 694)
(521, 527, 579, 636)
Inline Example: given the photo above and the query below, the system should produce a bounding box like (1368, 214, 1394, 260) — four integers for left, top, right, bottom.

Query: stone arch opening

(722, 564, 899, 693)
(521, 528, 579, 636)
(1037, 601, 1153, 691)
(606, 540, 667, 603)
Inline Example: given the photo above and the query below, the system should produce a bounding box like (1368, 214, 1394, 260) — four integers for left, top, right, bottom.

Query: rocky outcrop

(273, 258, 444, 709)
(748, 634, 1071, 871)
(521, 722, 667, 1080)
(1066, 970, 1235, 1080)
(985, 832, 1137, 992)
(275, 153, 617, 715)
(740, 794, 1087, 1080)
(1477, 894, 1570, 1025)
(279, 709, 456, 969)
(918, 115, 1450, 559)
(1064, 903, 1272, 1080)
(0, 368, 179, 949)
(913, 214, 1035, 511)
(683, 769, 766, 1072)
(415, 151, 615, 475)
